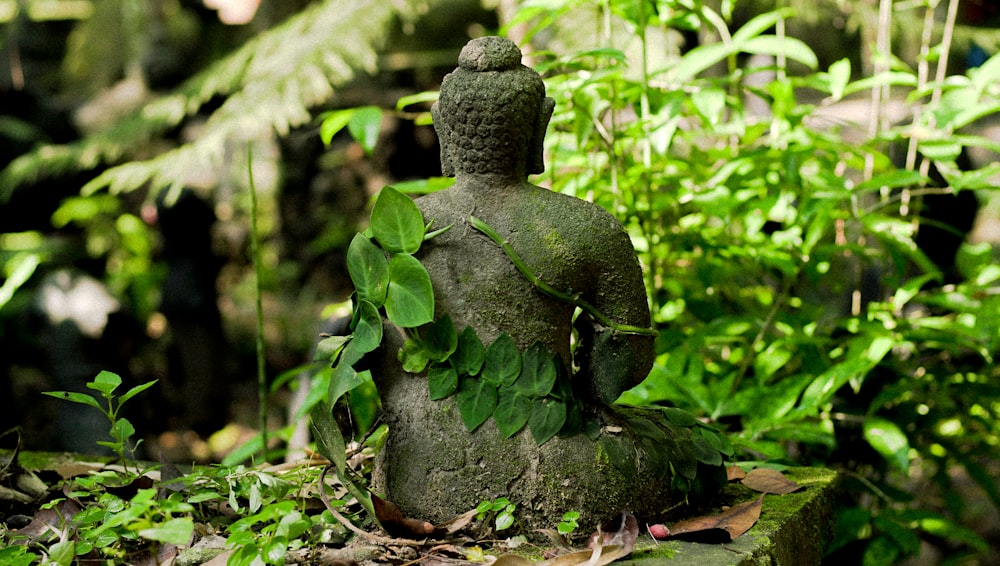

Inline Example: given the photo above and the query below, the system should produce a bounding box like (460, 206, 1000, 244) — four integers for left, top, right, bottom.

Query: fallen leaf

(433, 507, 479, 536)
(650, 495, 764, 543)
(741, 468, 802, 494)
(371, 493, 434, 538)
(11, 498, 82, 543)
(726, 465, 746, 481)
(587, 512, 638, 554)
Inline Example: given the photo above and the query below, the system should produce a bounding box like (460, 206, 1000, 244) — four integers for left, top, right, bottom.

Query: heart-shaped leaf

(482, 333, 521, 387)
(529, 398, 566, 445)
(351, 299, 383, 355)
(493, 390, 530, 438)
(423, 314, 457, 361)
(518, 342, 557, 398)
(385, 253, 434, 327)
(371, 186, 425, 254)
(456, 376, 498, 432)
(428, 363, 458, 400)
(451, 327, 485, 376)
(347, 234, 389, 306)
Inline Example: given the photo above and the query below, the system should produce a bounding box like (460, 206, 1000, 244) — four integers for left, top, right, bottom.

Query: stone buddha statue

(370, 36, 710, 532)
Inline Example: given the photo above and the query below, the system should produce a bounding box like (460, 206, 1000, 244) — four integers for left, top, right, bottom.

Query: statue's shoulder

(532, 186, 629, 235)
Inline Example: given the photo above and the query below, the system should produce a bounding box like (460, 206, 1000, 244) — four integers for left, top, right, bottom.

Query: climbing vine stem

(468, 215, 657, 337)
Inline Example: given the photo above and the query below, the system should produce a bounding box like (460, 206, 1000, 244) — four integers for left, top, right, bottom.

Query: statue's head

(432, 36, 555, 178)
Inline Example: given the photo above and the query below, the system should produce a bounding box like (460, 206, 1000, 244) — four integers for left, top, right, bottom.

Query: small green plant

(0, 545, 39, 566)
(43, 370, 157, 469)
(476, 497, 517, 533)
(557, 511, 580, 536)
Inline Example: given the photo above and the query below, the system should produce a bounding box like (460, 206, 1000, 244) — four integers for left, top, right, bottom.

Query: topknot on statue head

(432, 36, 555, 178)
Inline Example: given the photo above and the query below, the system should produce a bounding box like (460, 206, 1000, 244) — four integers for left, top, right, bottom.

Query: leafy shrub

(509, 0, 1000, 562)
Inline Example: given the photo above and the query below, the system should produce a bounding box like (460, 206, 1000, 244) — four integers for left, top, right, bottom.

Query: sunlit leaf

(347, 106, 383, 154)
(385, 253, 434, 327)
(347, 234, 389, 307)
(864, 417, 910, 472)
(371, 186, 425, 254)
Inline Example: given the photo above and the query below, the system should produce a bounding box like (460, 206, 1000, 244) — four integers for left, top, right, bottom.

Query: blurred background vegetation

(2, 0, 999, 564)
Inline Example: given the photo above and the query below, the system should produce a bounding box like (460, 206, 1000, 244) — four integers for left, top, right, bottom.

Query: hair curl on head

(433, 37, 554, 177)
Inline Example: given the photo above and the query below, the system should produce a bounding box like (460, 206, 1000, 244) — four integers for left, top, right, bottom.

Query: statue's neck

(453, 172, 528, 191)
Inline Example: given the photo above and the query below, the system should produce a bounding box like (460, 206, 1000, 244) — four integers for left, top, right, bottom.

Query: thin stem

(247, 144, 268, 460)
(468, 216, 657, 337)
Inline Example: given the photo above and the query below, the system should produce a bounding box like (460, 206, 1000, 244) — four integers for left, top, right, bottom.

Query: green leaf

(371, 186, 425, 254)
(399, 337, 432, 373)
(347, 106, 383, 155)
(742, 36, 818, 69)
(516, 342, 557, 398)
(42, 390, 103, 411)
(827, 58, 851, 100)
(310, 401, 347, 474)
(428, 363, 458, 400)
(493, 391, 530, 438)
(423, 314, 458, 361)
(47, 539, 75, 566)
(117, 380, 158, 405)
(452, 327, 485, 376)
(385, 253, 434, 327)
(731, 8, 796, 44)
(396, 90, 440, 111)
(328, 347, 365, 403)
(864, 417, 910, 473)
(347, 234, 389, 307)
(319, 108, 355, 145)
(528, 398, 566, 445)
(138, 518, 194, 545)
(671, 42, 729, 83)
(662, 407, 698, 427)
(456, 376, 498, 432)
(315, 335, 350, 363)
(482, 333, 521, 387)
(89, 370, 122, 395)
(351, 300, 383, 355)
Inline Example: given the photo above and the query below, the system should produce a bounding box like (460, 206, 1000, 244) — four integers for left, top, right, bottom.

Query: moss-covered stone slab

(619, 467, 838, 565)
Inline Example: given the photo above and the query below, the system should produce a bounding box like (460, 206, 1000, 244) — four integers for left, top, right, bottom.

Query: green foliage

(514, 0, 1000, 561)
(0, 0, 438, 202)
(43, 371, 157, 469)
(557, 511, 580, 536)
(476, 497, 517, 533)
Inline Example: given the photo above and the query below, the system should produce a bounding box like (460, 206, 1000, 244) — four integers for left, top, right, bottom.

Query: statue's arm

(574, 224, 656, 405)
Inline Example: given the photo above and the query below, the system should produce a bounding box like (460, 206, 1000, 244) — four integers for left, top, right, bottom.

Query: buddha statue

(370, 36, 719, 532)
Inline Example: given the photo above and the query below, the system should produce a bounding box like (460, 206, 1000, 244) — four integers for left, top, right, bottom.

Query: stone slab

(618, 467, 838, 566)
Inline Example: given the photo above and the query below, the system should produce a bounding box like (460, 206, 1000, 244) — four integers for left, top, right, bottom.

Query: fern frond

(1, 0, 435, 201)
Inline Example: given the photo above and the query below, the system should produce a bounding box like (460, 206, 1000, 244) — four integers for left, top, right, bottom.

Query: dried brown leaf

(372, 494, 434, 538)
(433, 507, 479, 536)
(653, 495, 764, 543)
(741, 468, 802, 494)
(726, 465, 746, 481)
(587, 512, 638, 554)
(11, 498, 82, 543)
